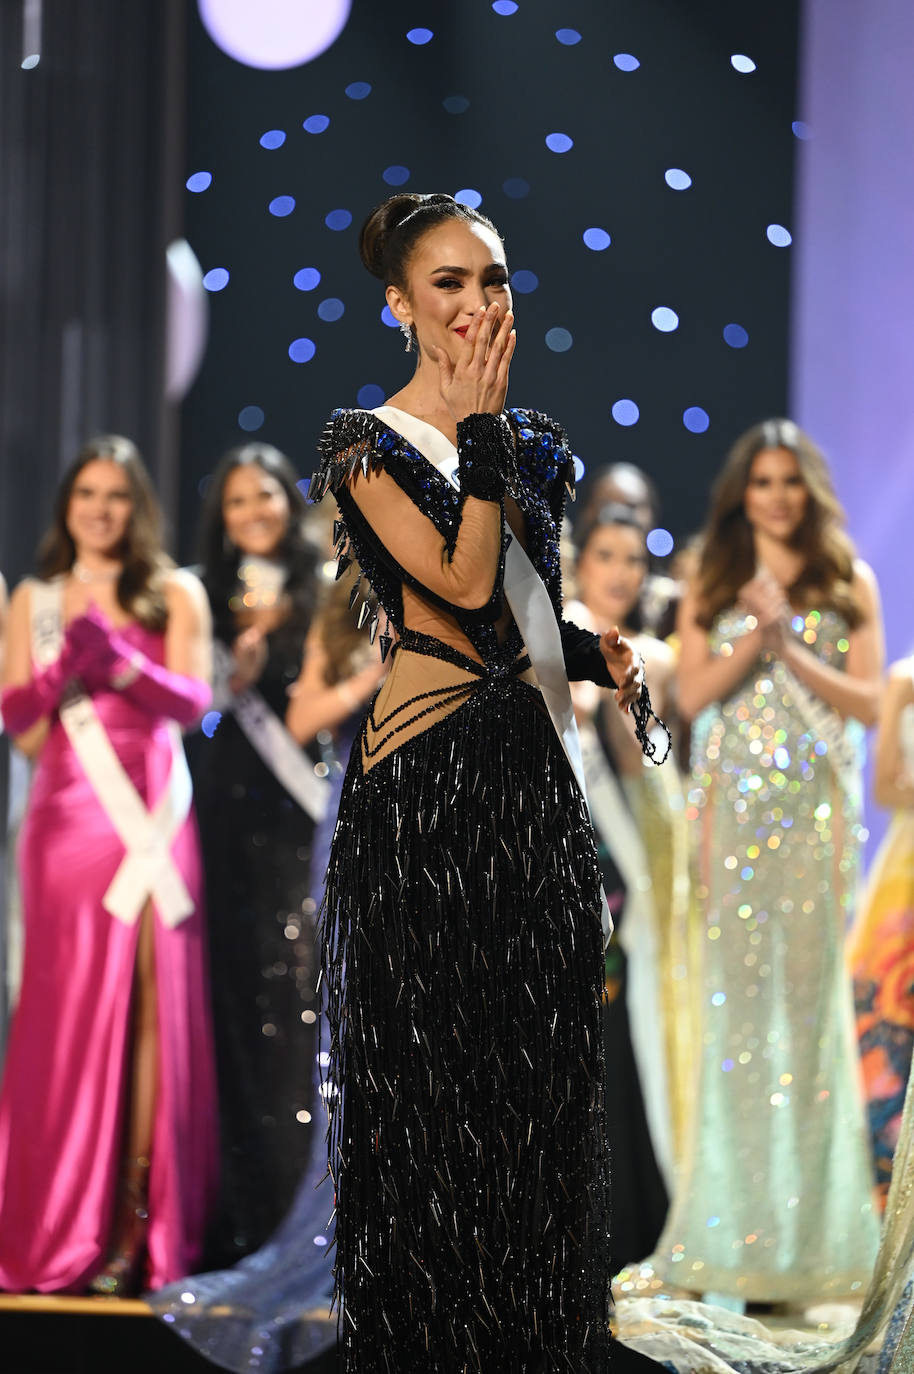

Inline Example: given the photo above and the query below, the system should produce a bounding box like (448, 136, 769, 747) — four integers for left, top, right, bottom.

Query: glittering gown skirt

(0, 625, 218, 1292)
(645, 609, 878, 1301)
(322, 634, 612, 1372)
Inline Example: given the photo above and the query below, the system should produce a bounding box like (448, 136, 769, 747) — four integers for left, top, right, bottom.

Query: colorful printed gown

(850, 662, 914, 1206)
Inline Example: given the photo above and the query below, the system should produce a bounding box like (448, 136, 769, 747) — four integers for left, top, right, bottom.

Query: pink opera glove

(66, 606, 211, 726)
(0, 647, 76, 735)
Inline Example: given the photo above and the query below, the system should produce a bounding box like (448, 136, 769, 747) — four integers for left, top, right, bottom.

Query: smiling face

(222, 463, 291, 557)
(386, 218, 512, 366)
(65, 459, 133, 561)
(742, 446, 809, 543)
(576, 522, 648, 626)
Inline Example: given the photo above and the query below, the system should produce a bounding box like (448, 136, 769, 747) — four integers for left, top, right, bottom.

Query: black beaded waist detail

(396, 627, 532, 679)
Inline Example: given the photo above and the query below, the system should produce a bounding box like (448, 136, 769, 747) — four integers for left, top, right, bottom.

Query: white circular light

(198, 0, 351, 70)
(651, 306, 679, 333)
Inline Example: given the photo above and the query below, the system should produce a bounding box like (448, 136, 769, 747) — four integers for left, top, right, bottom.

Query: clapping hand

(737, 569, 790, 648)
(65, 604, 122, 685)
(230, 626, 269, 691)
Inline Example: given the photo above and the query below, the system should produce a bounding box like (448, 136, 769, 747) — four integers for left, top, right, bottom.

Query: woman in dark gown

(311, 192, 667, 1373)
(192, 445, 327, 1264)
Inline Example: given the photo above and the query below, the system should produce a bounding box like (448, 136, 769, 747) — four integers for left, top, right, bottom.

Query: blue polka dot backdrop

(176, 0, 797, 553)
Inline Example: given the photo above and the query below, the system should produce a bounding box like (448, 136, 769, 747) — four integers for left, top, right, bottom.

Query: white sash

(29, 578, 195, 928)
(372, 406, 590, 802)
(578, 721, 674, 1186)
(371, 406, 611, 938)
(780, 660, 863, 806)
(213, 642, 330, 824)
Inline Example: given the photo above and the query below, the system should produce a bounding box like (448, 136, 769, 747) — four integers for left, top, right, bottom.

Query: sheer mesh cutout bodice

(361, 634, 540, 772)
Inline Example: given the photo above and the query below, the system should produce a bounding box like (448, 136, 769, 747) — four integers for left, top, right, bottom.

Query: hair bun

(359, 193, 464, 279)
(359, 194, 424, 279)
(358, 192, 497, 286)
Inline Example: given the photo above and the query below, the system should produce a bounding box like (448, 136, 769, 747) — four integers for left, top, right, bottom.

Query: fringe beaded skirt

(321, 647, 612, 1373)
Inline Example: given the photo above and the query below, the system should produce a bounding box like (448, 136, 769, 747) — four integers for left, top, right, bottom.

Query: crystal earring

(399, 320, 414, 353)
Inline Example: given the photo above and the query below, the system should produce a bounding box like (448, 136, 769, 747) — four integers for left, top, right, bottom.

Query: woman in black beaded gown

(310, 194, 667, 1373)
(193, 445, 382, 1264)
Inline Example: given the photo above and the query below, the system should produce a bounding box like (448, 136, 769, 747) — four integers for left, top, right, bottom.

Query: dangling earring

(399, 320, 414, 353)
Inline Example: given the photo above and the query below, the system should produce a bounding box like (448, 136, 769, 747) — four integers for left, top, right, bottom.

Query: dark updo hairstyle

(359, 192, 503, 301)
(38, 433, 171, 630)
(197, 443, 320, 652)
(574, 502, 648, 633)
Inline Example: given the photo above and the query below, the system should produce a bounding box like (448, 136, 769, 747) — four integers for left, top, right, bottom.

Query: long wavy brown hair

(37, 434, 172, 630)
(695, 419, 862, 629)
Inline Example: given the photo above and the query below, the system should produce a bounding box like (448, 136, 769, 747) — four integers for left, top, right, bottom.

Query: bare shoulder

(852, 557, 880, 598)
(164, 567, 211, 625)
(7, 578, 35, 621)
(887, 656, 914, 703)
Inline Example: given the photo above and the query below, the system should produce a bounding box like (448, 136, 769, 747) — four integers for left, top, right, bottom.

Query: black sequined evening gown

(192, 630, 321, 1264)
(312, 406, 651, 1374)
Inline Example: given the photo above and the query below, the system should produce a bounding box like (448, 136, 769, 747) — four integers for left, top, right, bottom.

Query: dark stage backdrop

(0, 0, 185, 584)
(177, 0, 799, 558)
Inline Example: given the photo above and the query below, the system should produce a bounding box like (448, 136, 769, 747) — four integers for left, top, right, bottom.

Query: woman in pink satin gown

(0, 435, 218, 1295)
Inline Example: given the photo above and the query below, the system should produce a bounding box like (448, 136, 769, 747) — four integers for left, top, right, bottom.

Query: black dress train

(312, 407, 654, 1373)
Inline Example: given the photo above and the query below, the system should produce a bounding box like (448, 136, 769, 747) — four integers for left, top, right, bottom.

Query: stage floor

(0, 1296, 340, 1374)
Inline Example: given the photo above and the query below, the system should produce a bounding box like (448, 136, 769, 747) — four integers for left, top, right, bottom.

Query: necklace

(72, 560, 121, 584)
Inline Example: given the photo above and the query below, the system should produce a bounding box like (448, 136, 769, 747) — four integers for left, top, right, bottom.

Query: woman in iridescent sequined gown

(311, 193, 664, 1373)
(645, 419, 882, 1303)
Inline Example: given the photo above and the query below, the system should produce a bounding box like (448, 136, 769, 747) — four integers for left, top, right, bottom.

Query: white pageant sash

(29, 578, 195, 928)
(213, 642, 330, 824)
(371, 406, 611, 939)
(578, 720, 673, 1185)
(780, 660, 863, 805)
(372, 406, 589, 803)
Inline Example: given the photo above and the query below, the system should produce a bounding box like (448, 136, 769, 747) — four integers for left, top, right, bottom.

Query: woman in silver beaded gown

(310, 193, 666, 1373)
(643, 419, 882, 1303)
